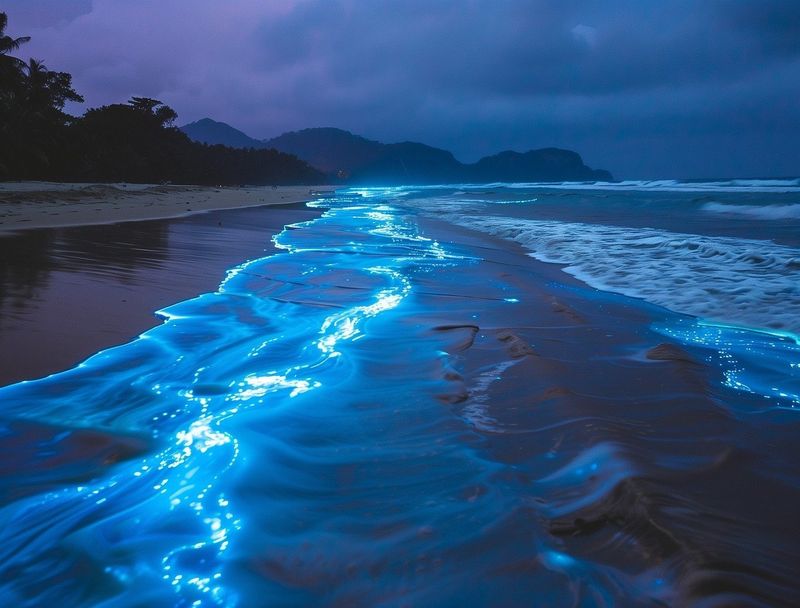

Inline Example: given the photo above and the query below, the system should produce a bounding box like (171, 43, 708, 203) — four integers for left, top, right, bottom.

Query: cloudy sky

(5, 0, 799, 178)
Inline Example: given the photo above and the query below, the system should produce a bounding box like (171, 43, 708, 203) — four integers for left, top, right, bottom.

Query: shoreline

(0, 182, 336, 232)
(0, 202, 323, 387)
(1, 188, 798, 604)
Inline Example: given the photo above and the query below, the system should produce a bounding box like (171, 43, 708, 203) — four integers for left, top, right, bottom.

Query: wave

(702, 201, 800, 220)
(0, 195, 471, 605)
(478, 178, 800, 193)
(450, 215, 800, 335)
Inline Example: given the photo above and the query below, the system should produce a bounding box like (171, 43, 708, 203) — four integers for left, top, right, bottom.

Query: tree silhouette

(1, 20, 82, 179)
(0, 12, 29, 66)
(24, 59, 83, 111)
(129, 96, 178, 127)
(0, 12, 322, 184)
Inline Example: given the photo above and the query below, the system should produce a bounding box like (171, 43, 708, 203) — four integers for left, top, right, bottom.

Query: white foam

(701, 202, 800, 220)
(478, 178, 800, 193)
(452, 215, 800, 335)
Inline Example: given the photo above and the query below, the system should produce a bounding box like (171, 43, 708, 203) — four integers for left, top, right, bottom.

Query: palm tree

(0, 15, 82, 178)
(0, 12, 30, 66)
(1, 11, 28, 108)
(23, 58, 83, 110)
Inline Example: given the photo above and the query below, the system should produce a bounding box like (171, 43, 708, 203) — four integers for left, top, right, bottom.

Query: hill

(263, 128, 383, 174)
(180, 118, 269, 150)
(183, 121, 613, 183)
(471, 148, 612, 182)
(267, 129, 613, 183)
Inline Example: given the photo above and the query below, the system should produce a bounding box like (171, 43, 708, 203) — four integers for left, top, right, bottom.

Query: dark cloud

(724, 0, 800, 56)
(4, 0, 92, 29)
(4, 0, 799, 178)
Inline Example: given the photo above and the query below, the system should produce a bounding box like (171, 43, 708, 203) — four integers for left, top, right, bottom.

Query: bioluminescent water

(1, 181, 799, 606)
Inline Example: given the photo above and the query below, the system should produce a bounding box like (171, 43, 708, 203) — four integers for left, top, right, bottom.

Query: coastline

(0, 202, 322, 387)
(0, 187, 798, 605)
(0, 182, 335, 232)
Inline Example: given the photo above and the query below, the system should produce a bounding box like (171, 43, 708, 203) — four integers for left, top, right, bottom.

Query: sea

(0, 179, 798, 606)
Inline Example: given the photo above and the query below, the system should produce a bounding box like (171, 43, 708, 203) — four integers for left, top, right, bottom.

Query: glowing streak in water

(0, 190, 478, 606)
(656, 320, 800, 409)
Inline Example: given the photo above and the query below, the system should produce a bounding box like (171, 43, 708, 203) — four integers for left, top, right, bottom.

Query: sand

(0, 204, 322, 387)
(0, 181, 335, 231)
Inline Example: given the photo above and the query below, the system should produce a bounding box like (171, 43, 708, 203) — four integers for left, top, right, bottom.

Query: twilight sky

(5, 0, 799, 179)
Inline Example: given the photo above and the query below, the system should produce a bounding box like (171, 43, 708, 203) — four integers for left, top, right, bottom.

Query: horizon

(4, 0, 799, 180)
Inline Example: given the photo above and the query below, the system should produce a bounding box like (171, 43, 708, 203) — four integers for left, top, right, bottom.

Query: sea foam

(480, 178, 800, 193)
(453, 215, 800, 335)
(701, 202, 800, 220)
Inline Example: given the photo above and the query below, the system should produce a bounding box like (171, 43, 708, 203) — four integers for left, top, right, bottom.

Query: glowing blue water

(1, 185, 798, 606)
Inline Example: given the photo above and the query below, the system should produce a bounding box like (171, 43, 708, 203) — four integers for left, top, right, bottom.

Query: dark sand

(409, 214, 800, 604)
(0, 203, 320, 387)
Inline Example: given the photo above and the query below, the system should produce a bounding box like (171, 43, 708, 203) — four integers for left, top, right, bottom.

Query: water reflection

(0, 205, 318, 386)
(0, 229, 55, 313)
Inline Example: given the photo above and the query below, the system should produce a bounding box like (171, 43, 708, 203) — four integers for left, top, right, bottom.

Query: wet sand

(0, 203, 321, 387)
(0, 182, 333, 231)
(412, 215, 800, 605)
(0, 192, 797, 605)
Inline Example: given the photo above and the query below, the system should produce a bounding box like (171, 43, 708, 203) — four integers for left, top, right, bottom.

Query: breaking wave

(453, 215, 800, 335)
(702, 201, 800, 220)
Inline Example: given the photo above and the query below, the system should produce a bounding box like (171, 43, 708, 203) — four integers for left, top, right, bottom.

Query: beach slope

(0, 182, 333, 231)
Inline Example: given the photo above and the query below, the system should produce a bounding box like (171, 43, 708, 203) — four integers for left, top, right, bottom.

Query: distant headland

(182, 119, 613, 184)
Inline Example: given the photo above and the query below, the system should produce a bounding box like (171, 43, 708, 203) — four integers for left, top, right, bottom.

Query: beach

(0, 182, 798, 606)
(0, 182, 333, 231)
(0, 184, 326, 386)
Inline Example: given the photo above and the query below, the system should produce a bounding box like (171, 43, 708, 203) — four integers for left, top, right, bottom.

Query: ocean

(0, 179, 798, 606)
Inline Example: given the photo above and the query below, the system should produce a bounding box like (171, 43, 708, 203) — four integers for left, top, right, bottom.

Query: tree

(23, 58, 83, 112)
(0, 13, 82, 178)
(0, 12, 322, 184)
(0, 11, 29, 64)
(129, 96, 178, 126)
(0, 11, 27, 104)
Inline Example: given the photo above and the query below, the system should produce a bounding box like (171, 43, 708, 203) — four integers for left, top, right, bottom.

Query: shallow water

(0, 184, 798, 606)
(0, 205, 318, 386)
(403, 180, 800, 335)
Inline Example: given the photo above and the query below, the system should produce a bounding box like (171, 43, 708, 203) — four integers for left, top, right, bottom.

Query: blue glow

(0, 190, 477, 605)
(1, 184, 797, 606)
(656, 319, 800, 410)
(542, 550, 577, 569)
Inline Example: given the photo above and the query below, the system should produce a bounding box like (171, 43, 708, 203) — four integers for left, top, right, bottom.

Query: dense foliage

(0, 13, 323, 185)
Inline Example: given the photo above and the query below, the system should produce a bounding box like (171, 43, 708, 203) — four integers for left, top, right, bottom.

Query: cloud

(3, 0, 799, 178)
(4, 0, 93, 29)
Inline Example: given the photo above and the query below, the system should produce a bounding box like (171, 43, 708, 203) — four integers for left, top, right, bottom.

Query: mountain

(265, 127, 612, 183)
(354, 141, 464, 184)
(471, 148, 612, 182)
(183, 120, 613, 182)
(180, 118, 268, 149)
(263, 128, 383, 174)
(264, 128, 465, 182)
